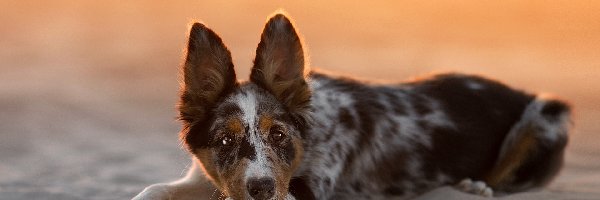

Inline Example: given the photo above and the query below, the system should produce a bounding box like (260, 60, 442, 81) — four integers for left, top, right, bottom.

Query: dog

(133, 12, 571, 200)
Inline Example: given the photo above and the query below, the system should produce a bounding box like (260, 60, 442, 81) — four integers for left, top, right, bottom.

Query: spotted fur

(133, 12, 571, 200)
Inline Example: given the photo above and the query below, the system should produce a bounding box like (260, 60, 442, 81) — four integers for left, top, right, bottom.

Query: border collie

(133, 12, 571, 200)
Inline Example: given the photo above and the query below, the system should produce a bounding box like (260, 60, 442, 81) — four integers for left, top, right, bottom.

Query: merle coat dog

(133, 12, 571, 200)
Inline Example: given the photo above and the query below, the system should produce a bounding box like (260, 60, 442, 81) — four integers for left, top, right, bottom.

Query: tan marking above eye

(259, 115, 275, 135)
(226, 118, 244, 135)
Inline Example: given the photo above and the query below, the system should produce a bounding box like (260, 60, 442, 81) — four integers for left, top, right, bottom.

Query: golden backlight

(0, 1, 599, 199)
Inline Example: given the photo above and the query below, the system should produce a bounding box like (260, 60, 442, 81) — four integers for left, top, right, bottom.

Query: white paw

(455, 178, 494, 197)
(132, 184, 172, 200)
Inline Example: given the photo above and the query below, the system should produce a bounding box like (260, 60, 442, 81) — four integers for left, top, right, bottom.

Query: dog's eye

(269, 127, 285, 142)
(221, 136, 233, 146)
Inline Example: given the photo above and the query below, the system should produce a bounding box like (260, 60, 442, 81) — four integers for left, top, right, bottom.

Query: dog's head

(178, 13, 310, 200)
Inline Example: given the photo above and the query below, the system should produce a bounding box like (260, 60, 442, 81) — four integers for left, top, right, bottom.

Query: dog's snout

(247, 177, 275, 200)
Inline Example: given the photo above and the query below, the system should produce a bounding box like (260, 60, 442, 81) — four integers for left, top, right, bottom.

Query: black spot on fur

(338, 108, 356, 129)
(540, 100, 570, 122)
(416, 120, 429, 131)
(323, 178, 331, 187)
(383, 186, 405, 196)
(355, 98, 384, 147)
(320, 125, 337, 143)
(343, 102, 377, 170)
(238, 138, 256, 161)
(412, 94, 433, 116)
(324, 160, 335, 169)
(351, 181, 363, 192)
(289, 177, 316, 200)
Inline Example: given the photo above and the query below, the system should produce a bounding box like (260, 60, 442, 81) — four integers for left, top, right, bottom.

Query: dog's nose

(246, 177, 275, 200)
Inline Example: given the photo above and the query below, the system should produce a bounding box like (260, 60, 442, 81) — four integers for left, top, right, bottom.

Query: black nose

(246, 177, 275, 200)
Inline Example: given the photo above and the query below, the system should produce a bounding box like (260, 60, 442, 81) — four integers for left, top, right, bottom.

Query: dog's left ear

(251, 13, 310, 115)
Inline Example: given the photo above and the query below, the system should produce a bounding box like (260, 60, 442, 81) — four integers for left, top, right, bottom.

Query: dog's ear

(250, 13, 311, 115)
(179, 22, 237, 123)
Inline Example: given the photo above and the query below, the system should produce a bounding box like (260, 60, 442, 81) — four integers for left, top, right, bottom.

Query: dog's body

(295, 72, 569, 199)
(133, 13, 570, 200)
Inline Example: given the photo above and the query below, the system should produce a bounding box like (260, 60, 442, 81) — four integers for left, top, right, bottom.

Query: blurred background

(1, 1, 599, 199)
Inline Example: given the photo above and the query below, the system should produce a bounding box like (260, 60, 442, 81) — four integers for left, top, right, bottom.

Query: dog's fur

(133, 12, 571, 200)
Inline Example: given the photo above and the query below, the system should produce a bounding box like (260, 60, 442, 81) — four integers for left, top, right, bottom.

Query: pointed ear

(179, 22, 237, 123)
(250, 13, 311, 114)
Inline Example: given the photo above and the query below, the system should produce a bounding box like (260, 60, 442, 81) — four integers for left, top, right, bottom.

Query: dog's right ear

(179, 23, 237, 123)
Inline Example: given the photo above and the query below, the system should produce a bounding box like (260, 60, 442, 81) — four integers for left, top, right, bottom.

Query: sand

(1, 1, 599, 199)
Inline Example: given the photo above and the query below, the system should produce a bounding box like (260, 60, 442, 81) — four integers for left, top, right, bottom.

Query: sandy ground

(1, 1, 599, 199)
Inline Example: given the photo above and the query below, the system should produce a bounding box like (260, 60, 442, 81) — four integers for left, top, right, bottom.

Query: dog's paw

(455, 178, 494, 197)
(132, 184, 172, 200)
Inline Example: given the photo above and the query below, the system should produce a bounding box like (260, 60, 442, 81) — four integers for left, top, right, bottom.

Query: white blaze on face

(237, 92, 258, 126)
(234, 92, 272, 180)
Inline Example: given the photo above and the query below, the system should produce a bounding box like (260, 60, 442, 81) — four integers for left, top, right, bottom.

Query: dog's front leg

(284, 193, 297, 200)
(132, 159, 220, 200)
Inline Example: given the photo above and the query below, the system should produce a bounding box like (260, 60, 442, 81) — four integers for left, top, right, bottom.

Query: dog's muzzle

(246, 177, 275, 200)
